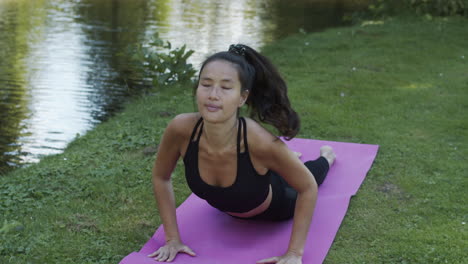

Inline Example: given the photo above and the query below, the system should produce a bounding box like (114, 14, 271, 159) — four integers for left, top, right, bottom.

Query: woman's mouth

(205, 104, 221, 112)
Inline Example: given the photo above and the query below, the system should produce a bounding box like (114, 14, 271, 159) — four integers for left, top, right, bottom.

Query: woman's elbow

(297, 185, 317, 199)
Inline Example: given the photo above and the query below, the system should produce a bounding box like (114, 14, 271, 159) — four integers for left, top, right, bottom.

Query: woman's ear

(239, 90, 249, 107)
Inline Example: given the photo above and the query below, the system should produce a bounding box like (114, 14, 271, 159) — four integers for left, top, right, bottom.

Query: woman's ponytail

(241, 45, 300, 140)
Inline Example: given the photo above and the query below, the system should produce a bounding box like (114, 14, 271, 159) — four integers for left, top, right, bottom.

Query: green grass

(1, 16, 467, 263)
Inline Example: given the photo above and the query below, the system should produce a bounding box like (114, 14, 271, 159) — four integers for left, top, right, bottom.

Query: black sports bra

(183, 117, 271, 213)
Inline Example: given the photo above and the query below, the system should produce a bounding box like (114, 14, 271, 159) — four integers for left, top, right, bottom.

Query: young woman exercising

(149, 44, 335, 264)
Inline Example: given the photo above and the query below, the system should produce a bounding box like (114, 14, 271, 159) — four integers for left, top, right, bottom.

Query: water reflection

(147, 0, 272, 64)
(0, 0, 46, 170)
(75, 0, 151, 121)
(0, 0, 365, 171)
(148, 0, 364, 65)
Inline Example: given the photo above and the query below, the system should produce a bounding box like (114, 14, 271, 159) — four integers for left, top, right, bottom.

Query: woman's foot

(320, 145, 336, 167)
(293, 151, 302, 158)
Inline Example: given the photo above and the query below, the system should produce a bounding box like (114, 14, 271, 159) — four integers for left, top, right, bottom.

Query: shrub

(363, 0, 467, 18)
(410, 0, 467, 16)
(124, 33, 196, 90)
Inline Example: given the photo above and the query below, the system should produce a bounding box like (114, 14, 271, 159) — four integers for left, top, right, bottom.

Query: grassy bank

(1, 16, 467, 263)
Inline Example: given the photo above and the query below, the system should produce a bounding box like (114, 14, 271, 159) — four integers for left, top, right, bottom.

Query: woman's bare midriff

(226, 184, 272, 218)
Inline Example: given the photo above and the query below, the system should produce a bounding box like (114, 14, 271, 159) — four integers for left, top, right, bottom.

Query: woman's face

(196, 60, 248, 123)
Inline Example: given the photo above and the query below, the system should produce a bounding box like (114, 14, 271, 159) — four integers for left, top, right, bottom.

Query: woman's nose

(208, 86, 219, 100)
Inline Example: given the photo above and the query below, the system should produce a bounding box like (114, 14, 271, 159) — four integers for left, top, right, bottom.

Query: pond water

(0, 0, 367, 171)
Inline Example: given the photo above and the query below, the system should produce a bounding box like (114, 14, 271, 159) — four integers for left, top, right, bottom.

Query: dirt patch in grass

(66, 214, 99, 232)
(377, 182, 411, 201)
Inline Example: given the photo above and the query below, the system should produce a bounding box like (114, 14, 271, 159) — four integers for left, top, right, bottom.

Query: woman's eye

(222, 87, 232, 90)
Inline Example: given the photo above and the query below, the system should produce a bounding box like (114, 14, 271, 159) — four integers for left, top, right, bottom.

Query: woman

(148, 44, 335, 264)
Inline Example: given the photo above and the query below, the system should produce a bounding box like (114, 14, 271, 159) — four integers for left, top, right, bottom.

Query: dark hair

(195, 44, 300, 140)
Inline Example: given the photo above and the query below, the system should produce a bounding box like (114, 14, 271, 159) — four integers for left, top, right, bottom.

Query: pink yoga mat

(120, 139, 379, 264)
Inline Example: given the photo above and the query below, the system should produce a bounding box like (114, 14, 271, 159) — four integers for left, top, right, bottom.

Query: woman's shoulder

(243, 117, 285, 153)
(167, 112, 201, 137)
(243, 117, 291, 170)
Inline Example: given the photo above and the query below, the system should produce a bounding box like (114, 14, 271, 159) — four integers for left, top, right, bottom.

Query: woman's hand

(256, 252, 302, 264)
(147, 240, 196, 262)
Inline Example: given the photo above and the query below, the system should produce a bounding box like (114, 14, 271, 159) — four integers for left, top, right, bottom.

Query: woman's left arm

(256, 137, 318, 264)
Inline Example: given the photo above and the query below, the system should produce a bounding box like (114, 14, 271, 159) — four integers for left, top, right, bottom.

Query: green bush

(363, 0, 467, 18)
(411, 0, 467, 16)
(123, 33, 196, 89)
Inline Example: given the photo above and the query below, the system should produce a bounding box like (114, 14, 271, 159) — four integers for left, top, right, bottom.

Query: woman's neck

(202, 116, 238, 151)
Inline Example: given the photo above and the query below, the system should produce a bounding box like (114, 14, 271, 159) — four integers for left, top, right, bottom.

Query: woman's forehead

(201, 60, 239, 80)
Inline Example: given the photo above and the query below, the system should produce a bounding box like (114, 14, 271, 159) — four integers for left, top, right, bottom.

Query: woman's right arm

(148, 114, 197, 262)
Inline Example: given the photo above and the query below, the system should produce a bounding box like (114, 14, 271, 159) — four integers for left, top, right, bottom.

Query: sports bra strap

(191, 117, 248, 152)
(189, 117, 204, 142)
(197, 122, 204, 142)
(236, 117, 242, 153)
(239, 117, 249, 153)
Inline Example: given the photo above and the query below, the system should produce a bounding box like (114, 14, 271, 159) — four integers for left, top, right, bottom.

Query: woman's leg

(249, 172, 297, 221)
(304, 145, 335, 186)
(305, 157, 329, 186)
(246, 146, 336, 221)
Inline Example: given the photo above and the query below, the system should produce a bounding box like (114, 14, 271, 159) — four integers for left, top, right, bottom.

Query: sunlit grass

(265, 15, 467, 263)
(1, 16, 467, 263)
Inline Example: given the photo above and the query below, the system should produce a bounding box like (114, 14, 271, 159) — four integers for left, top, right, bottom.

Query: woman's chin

(200, 111, 222, 122)
(200, 111, 236, 124)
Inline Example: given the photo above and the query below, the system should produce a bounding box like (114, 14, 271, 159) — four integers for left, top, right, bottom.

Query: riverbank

(1, 15, 467, 263)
